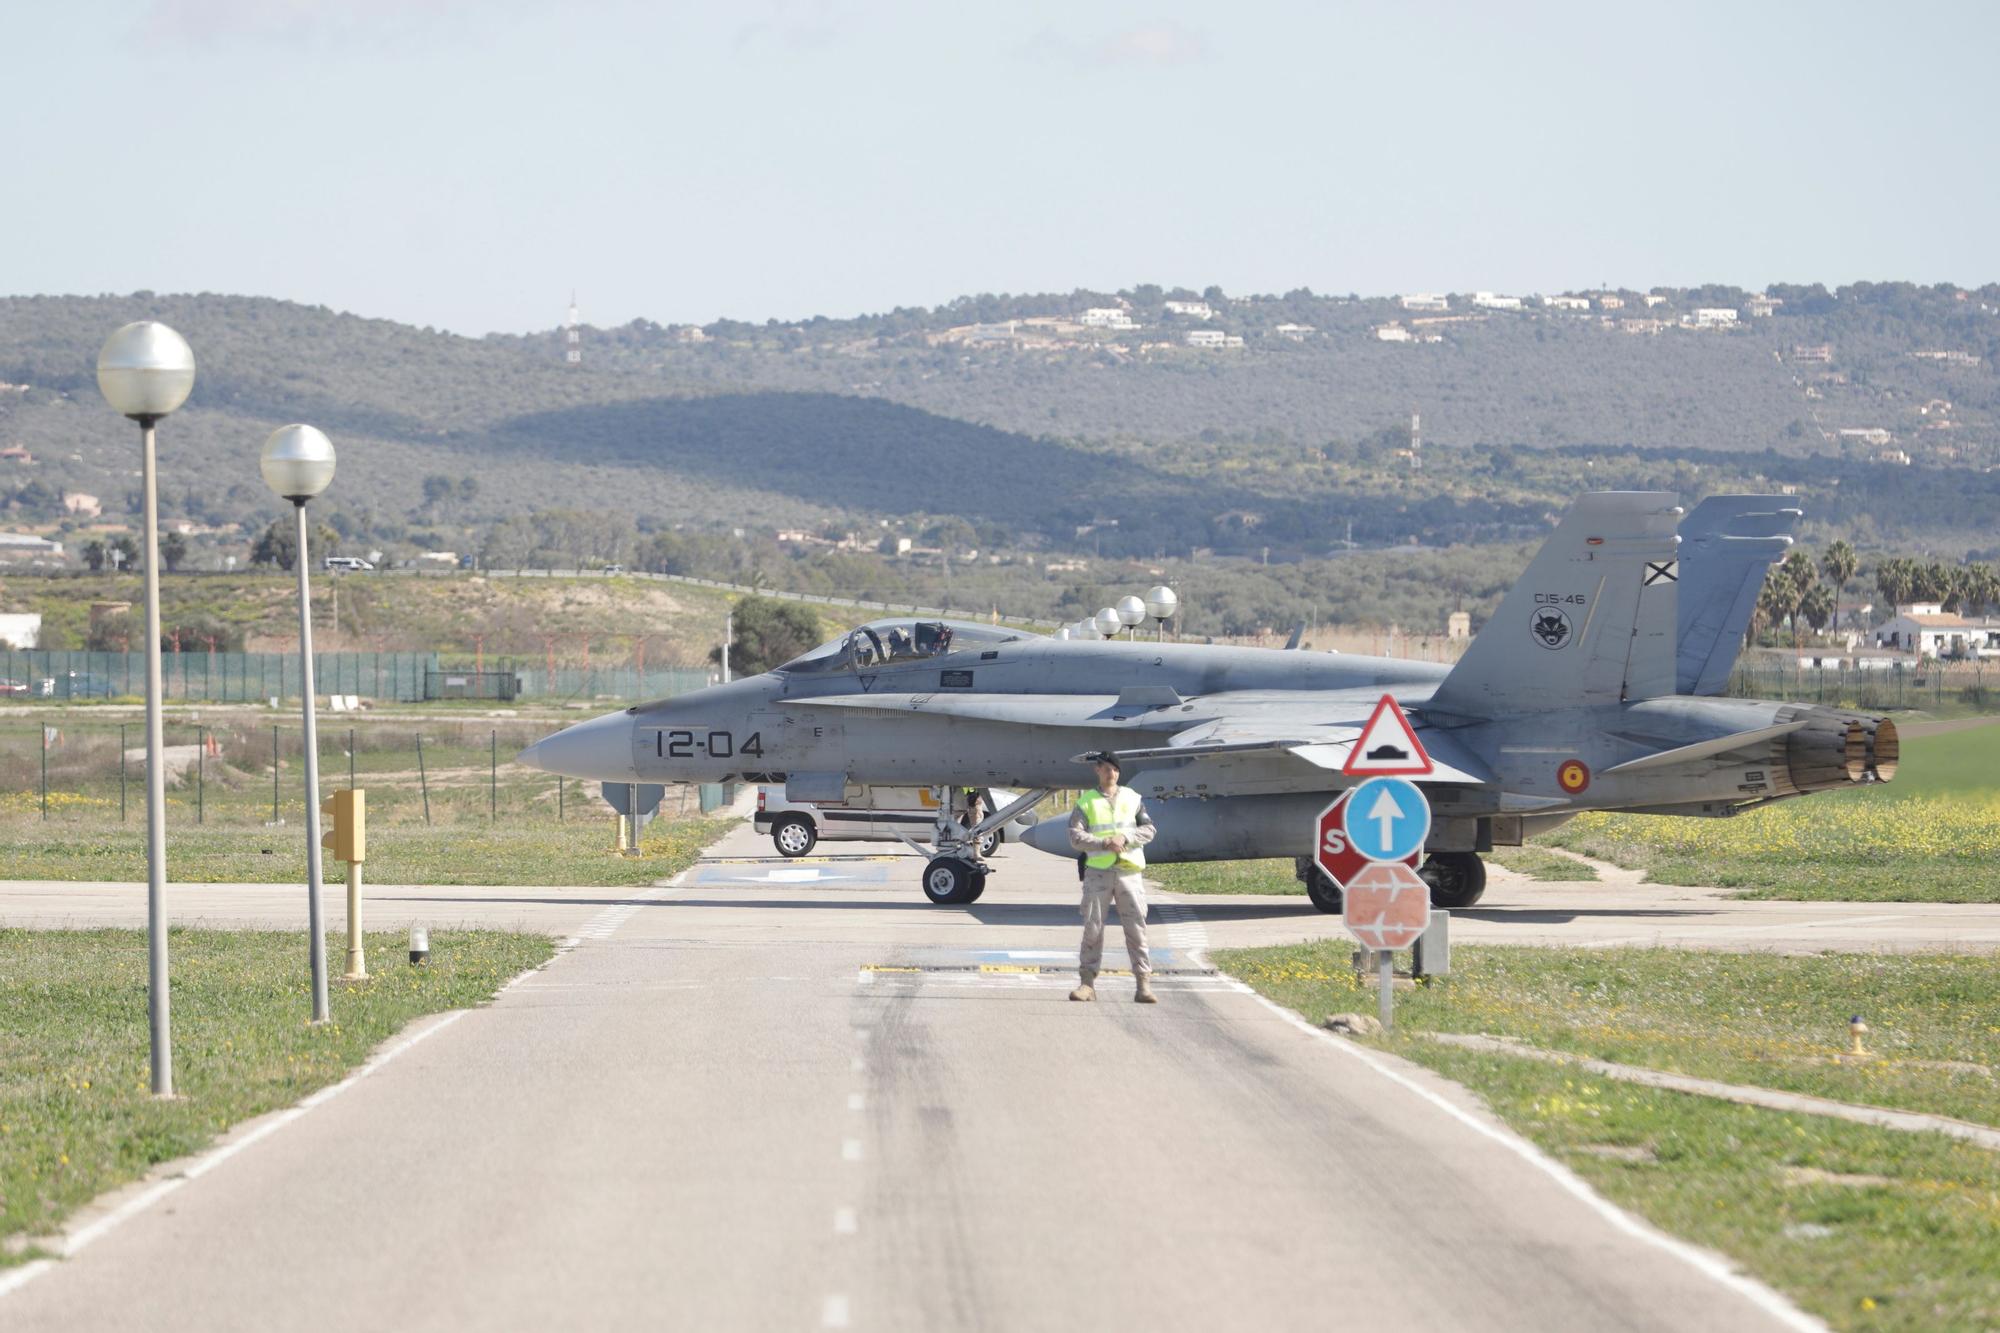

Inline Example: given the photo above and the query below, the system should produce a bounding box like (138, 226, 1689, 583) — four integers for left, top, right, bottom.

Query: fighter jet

(517, 493, 1896, 908)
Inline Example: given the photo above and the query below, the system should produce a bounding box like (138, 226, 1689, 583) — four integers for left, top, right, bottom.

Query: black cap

(1084, 751, 1121, 771)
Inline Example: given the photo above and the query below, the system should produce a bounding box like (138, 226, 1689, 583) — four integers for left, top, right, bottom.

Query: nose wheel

(922, 855, 988, 906)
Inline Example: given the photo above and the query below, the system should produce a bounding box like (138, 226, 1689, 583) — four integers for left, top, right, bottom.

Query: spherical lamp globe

(1093, 607, 1123, 638)
(97, 322, 196, 420)
(259, 425, 337, 502)
(1144, 585, 1179, 623)
(1055, 626, 1072, 641)
(1115, 595, 1146, 629)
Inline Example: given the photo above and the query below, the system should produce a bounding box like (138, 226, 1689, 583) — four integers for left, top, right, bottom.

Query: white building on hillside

(1471, 292, 1522, 311)
(1163, 300, 1213, 318)
(1399, 293, 1450, 311)
(1185, 329, 1243, 348)
(1690, 307, 1739, 327)
(1374, 324, 1414, 342)
(1080, 307, 1138, 330)
(1875, 603, 2000, 659)
(1543, 295, 1590, 311)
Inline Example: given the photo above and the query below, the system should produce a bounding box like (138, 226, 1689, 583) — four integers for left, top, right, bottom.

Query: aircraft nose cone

(516, 710, 638, 781)
(1019, 818, 1073, 858)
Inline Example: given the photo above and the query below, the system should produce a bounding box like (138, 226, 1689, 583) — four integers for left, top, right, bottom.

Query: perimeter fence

(1725, 661, 1994, 711)
(1, 715, 726, 829)
(1, 650, 716, 705)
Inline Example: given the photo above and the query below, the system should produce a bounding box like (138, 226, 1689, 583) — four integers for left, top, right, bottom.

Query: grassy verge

(1487, 845, 1600, 881)
(0, 815, 737, 887)
(1217, 941, 2000, 1330)
(0, 927, 554, 1265)
(1147, 858, 1301, 895)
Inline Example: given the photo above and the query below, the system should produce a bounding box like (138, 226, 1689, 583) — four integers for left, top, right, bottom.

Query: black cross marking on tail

(1644, 560, 1679, 586)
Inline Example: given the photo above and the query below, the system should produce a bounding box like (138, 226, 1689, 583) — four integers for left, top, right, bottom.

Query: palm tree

(1821, 539, 1857, 632)
(1757, 565, 1800, 647)
(1779, 550, 1818, 645)
(1800, 584, 1836, 638)
(1875, 557, 1915, 613)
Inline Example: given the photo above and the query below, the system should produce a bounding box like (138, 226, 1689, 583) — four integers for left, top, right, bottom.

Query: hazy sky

(10, 1, 1996, 334)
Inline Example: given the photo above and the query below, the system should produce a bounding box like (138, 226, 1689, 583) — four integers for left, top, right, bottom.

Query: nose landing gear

(922, 855, 987, 905)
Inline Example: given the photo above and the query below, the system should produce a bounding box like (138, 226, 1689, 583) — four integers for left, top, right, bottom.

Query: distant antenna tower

(1409, 408, 1421, 471)
(565, 291, 581, 365)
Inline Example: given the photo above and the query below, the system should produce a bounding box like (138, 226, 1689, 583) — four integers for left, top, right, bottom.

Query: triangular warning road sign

(1342, 694, 1433, 776)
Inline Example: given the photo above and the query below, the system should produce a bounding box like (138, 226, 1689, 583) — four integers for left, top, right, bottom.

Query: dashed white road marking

(833, 1206, 857, 1235)
(1153, 896, 1210, 954)
(850, 1056, 866, 1073)
(841, 1138, 863, 1162)
(822, 1293, 851, 1328)
(847, 1092, 866, 1111)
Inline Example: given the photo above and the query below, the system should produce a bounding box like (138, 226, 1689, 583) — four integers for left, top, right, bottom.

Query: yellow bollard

(1848, 1015, 1869, 1058)
(342, 862, 368, 980)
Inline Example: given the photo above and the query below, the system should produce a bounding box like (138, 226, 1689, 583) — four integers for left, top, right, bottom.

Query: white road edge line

(0, 1006, 470, 1303)
(0, 882, 665, 1309)
(1215, 974, 1822, 1332)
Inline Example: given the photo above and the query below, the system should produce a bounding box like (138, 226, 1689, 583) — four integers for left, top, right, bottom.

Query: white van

(754, 784, 1036, 858)
(324, 556, 374, 571)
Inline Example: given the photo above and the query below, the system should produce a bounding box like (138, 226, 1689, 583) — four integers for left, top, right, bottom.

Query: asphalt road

(5, 840, 1996, 954)
(2, 825, 1836, 1331)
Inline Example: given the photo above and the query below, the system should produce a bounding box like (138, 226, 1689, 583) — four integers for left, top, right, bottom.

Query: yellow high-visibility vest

(1077, 787, 1145, 871)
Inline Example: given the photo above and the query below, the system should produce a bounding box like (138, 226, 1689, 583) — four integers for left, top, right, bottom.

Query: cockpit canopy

(780, 619, 1022, 675)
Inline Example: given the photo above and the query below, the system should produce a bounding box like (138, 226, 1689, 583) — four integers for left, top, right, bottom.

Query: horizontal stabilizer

(1603, 721, 1805, 774)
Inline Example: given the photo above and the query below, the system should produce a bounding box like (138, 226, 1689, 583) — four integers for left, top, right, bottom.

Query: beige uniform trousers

(1078, 866, 1150, 981)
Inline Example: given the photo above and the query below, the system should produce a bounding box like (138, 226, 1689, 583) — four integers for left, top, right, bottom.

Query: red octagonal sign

(1342, 861, 1432, 952)
(1314, 790, 1421, 891)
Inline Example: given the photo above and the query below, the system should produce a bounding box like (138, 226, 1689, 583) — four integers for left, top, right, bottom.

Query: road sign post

(1326, 768, 1434, 1032)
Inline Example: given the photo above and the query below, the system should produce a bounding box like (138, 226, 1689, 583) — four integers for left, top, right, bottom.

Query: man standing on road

(1068, 752, 1156, 1004)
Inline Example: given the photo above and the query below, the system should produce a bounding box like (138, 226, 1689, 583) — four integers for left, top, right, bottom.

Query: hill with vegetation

(1, 284, 1996, 638)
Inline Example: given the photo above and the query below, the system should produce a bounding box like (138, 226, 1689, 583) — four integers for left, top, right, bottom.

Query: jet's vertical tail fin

(1428, 493, 1683, 718)
(1675, 495, 1801, 695)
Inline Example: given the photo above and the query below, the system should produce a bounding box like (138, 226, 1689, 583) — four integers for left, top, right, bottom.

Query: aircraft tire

(771, 815, 817, 858)
(922, 856, 982, 906)
(1303, 866, 1343, 914)
(1422, 852, 1487, 908)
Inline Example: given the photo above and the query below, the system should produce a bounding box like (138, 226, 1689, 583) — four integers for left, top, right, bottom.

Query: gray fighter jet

(517, 493, 1896, 908)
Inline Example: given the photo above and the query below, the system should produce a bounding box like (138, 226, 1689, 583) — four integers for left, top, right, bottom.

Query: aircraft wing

(1102, 711, 1496, 787)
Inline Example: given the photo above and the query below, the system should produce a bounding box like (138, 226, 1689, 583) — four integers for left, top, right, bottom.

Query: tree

(249, 517, 337, 571)
(1756, 564, 1800, 646)
(1820, 539, 1857, 632)
(160, 530, 188, 572)
(1799, 583, 1836, 636)
(457, 476, 479, 506)
(110, 534, 141, 572)
(1874, 557, 1915, 614)
(708, 596, 821, 677)
(421, 475, 455, 511)
(82, 538, 106, 572)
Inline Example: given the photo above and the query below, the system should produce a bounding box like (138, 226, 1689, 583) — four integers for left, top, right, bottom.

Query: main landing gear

(1419, 852, 1488, 909)
(1295, 853, 1489, 913)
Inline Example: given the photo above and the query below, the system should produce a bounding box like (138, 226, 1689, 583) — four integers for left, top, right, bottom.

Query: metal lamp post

(260, 425, 337, 1024)
(97, 321, 195, 1097)
(1145, 585, 1179, 642)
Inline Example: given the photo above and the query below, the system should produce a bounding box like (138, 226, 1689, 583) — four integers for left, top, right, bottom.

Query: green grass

(0, 816, 736, 887)
(1146, 858, 1303, 895)
(1217, 942, 2000, 1127)
(1488, 845, 1600, 880)
(0, 927, 555, 1265)
(1546, 726, 2000, 903)
(1217, 941, 2000, 1330)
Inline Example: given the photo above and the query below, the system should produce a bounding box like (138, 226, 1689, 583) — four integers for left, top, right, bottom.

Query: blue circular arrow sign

(1339, 776, 1431, 863)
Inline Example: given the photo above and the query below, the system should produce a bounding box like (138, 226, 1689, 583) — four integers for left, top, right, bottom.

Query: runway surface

(5, 825, 1951, 1329)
